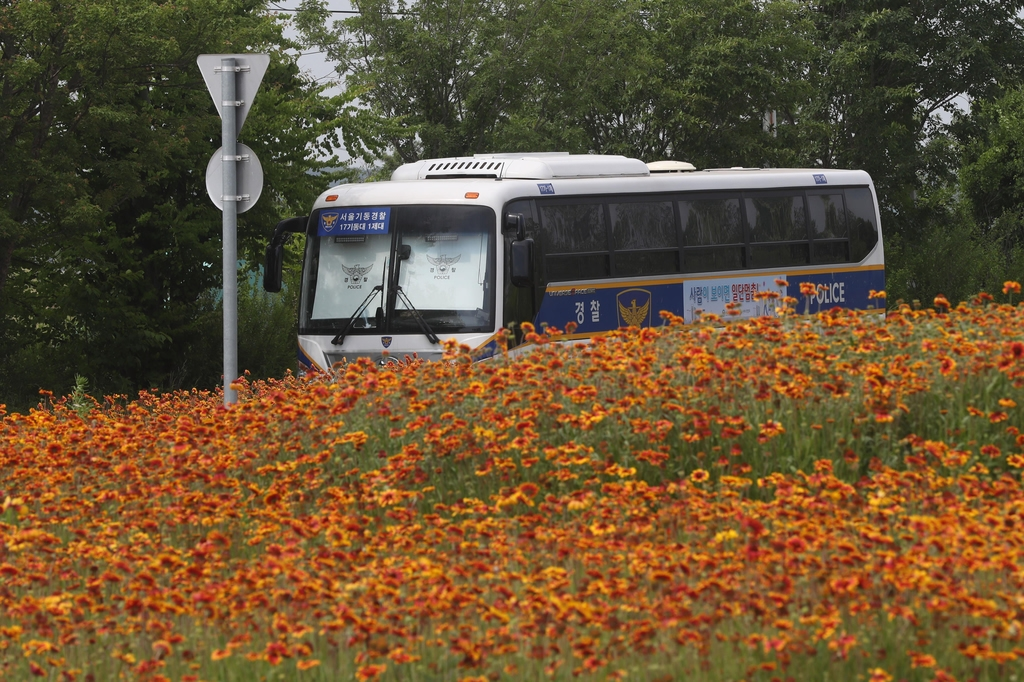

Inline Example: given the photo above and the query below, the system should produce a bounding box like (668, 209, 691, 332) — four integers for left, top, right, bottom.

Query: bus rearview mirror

(510, 238, 534, 287)
(505, 213, 525, 240)
(264, 243, 284, 292)
(263, 215, 307, 293)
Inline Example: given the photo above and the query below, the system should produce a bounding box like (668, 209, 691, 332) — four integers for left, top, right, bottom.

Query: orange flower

(757, 420, 786, 442)
(356, 664, 388, 680)
(938, 356, 956, 375)
(340, 430, 370, 449)
(908, 651, 936, 668)
(934, 294, 950, 309)
(868, 668, 893, 682)
(152, 639, 172, 659)
(690, 469, 709, 483)
(1003, 280, 1021, 295)
(980, 445, 1001, 458)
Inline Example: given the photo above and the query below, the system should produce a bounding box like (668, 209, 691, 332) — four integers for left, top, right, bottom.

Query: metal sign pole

(221, 57, 238, 406)
(199, 53, 267, 406)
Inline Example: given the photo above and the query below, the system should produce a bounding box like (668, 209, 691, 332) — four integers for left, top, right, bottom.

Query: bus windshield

(300, 204, 495, 336)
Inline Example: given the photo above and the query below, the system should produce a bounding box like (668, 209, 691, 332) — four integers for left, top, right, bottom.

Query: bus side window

(845, 188, 879, 262)
(679, 196, 744, 272)
(745, 193, 809, 268)
(540, 202, 610, 281)
(609, 200, 678, 276)
(808, 192, 849, 264)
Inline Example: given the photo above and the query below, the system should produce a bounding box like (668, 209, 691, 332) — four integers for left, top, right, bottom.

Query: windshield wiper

(331, 260, 387, 346)
(395, 286, 440, 345)
(388, 242, 439, 345)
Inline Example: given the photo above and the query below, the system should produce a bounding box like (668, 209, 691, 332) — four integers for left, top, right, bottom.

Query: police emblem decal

(616, 288, 653, 328)
(320, 211, 340, 232)
(341, 262, 373, 284)
(426, 253, 461, 278)
(381, 336, 393, 348)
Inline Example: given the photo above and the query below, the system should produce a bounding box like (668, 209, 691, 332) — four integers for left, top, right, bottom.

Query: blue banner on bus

(318, 207, 391, 236)
(534, 267, 886, 334)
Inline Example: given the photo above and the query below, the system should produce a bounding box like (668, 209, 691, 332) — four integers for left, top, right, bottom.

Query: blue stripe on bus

(534, 268, 885, 333)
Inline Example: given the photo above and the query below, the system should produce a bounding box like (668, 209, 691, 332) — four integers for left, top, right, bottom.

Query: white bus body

(263, 153, 884, 371)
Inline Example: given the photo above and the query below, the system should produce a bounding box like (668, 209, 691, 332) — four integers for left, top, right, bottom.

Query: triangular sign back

(197, 54, 270, 134)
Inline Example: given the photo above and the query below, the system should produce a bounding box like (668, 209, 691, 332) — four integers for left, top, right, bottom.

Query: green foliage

(885, 184, 1009, 306)
(298, 0, 812, 168)
(800, 0, 1024, 217)
(957, 88, 1024, 281)
(0, 0, 355, 411)
(296, 0, 1024, 309)
(186, 266, 301, 391)
(296, 0, 542, 164)
(68, 375, 95, 420)
(527, 0, 815, 167)
(5, 0, 1024, 412)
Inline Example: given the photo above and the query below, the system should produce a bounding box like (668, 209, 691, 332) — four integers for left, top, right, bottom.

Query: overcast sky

(271, 0, 354, 92)
(270, 1, 358, 161)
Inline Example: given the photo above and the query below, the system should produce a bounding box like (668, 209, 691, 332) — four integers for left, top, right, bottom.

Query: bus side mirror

(510, 238, 534, 287)
(264, 215, 307, 293)
(505, 213, 526, 240)
(264, 243, 285, 293)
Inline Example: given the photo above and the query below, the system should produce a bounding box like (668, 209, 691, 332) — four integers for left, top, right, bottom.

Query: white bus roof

(313, 156, 873, 210)
(390, 153, 651, 181)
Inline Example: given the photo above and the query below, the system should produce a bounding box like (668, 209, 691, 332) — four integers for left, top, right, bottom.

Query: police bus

(263, 153, 884, 371)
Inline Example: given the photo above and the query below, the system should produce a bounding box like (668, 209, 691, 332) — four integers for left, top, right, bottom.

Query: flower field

(3, 290, 1024, 682)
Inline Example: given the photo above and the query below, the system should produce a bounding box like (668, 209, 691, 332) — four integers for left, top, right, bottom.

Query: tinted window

(679, 197, 743, 246)
(610, 201, 675, 250)
(505, 199, 546, 307)
(807, 193, 847, 238)
(616, 251, 678, 277)
(539, 203, 606, 253)
(846, 188, 879, 262)
(745, 194, 806, 242)
(684, 247, 744, 273)
(812, 241, 850, 264)
(505, 199, 540, 236)
(750, 243, 809, 268)
(546, 254, 610, 281)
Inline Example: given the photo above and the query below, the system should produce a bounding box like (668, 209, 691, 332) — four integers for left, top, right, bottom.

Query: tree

(296, 0, 549, 165)
(522, 0, 814, 167)
(290, 0, 1024, 309)
(0, 0, 355, 410)
(801, 0, 1024, 219)
(298, 0, 813, 170)
(955, 88, 1024, 281)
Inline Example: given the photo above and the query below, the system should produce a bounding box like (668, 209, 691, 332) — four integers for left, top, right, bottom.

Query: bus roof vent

(391, 153, 650, 181)
(647, 160, 697, 173)
(390, 157, 506, 181)
(501, 154, 649, 179)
